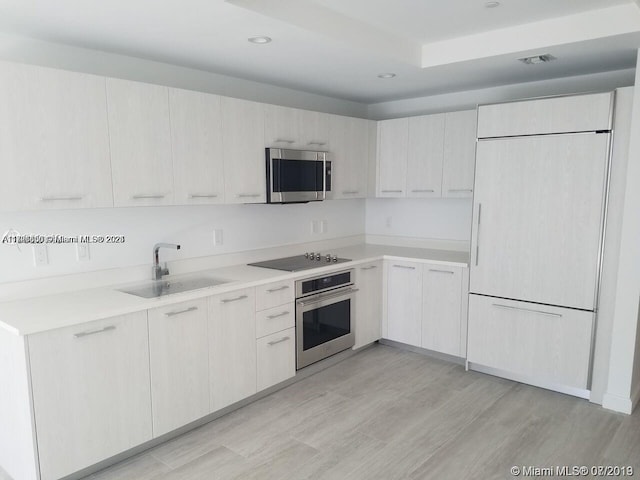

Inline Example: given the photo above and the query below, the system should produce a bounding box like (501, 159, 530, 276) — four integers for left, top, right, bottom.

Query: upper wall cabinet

(442, 110, 477, 198)
(264, 105, 330, 150)
(328, 114, 369, 199)
(222, 97, 266, 203)
(376, 109, 477, 199)
(107, 78, 174, 206)
(169, 88, 225, 205)
(298, 109, 330, 150)
(0, 62, 113, 211)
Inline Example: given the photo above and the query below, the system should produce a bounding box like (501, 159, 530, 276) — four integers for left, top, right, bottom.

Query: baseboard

(378, 338, 466, 365)
(631, 383, 640, 413)
(602, 392, 633, 414)
(365, 234, 469, 252)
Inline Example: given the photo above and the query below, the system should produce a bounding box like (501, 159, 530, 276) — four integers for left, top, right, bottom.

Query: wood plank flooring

(3, 344, 638, 479)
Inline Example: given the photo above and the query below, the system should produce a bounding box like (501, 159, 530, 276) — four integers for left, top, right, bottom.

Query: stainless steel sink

(118, 276, 228, 299)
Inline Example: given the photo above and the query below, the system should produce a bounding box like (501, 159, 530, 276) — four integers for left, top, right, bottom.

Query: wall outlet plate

(32, 244, 49, 266)
(213, 229, 223, 246)
(76, 243, 90, 261)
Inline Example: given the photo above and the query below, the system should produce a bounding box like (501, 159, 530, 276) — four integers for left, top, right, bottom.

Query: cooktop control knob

(308, 252, 314, 259)
(326, 254, 331, 262)
(332, 255, 338, 262)
(304, 252, 309, 258)
(316, 253, 321, 261)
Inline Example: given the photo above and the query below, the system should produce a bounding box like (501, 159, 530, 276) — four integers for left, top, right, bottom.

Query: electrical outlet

(32, 244, 49, 266)
(385, 216, 393, 228)
(76, 243, 90, 262)
(311, 220, 321, 234)
(213, 229, 223, 246)
(321, 220, 328, 233)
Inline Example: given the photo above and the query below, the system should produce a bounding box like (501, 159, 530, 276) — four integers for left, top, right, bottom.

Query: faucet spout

(152, 243, 181, 280)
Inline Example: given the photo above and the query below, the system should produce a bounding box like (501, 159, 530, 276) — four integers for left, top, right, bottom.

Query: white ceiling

(0, 0, 638, 103)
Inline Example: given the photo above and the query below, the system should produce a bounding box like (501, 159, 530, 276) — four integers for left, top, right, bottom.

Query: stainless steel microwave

(265, 148, 331, 203)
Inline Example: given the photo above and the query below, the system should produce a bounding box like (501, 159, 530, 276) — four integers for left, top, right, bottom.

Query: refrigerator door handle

(475, 203, 482, 266)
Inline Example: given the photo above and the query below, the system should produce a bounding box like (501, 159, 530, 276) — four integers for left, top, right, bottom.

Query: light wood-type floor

(3, 344, 639, 479)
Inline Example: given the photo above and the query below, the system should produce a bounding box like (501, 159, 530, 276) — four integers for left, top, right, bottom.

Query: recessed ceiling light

(377, 73, 396, 79)
(518, 54, 557, 65)
(248, 36, 272, 44)
(485, 1, 500, 7)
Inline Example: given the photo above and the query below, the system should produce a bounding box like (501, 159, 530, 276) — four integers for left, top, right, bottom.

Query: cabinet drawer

(467, 294, 593, 391)
(256, 304, 294, 339)
(257, 327, 295, 392)
(255, 280, 294, 311)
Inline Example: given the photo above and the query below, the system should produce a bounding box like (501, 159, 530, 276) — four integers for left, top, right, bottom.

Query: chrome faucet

(152, 243, 181, 280)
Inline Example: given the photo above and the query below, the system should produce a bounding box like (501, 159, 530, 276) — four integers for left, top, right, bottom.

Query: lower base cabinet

(354, 261, 382, 349)
(467, 294, 593, 390)
(386, 261, 423, 347)
(257, 327, 296, 391)
(28, 312, 152, 480)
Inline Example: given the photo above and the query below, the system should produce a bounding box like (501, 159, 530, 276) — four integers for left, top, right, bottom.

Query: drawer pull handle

(342, 190, 359, 195)
(393, 265, 415, 270)
(74, 325, 116, 338)
(428, 269, 454, 274)
(221, 295, 249, 304)
(411, 189, 435, 193)
(266, 285, 289, 293)
(268, 336, 290, 346)
(307, 141, 326, 146)
(267, 311, 290, 319)
(492, 303, 562, 318)
(131, 194, 166, 199)
(275, 139, 295, 144)
(381, 190, 403, 193)
(40, 195, 84, 202)
(188, 194, 218, 199)
(236, 193, 261, 198)
(360, 265, 378, 270)
(165, 306, 198, 317)
(448, 189, 473, 193)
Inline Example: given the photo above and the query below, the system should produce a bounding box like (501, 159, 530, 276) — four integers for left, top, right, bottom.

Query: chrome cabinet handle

(393, 264, 415, 270)
(188, 194, 218, 199)
(475, 203, 482, 266)
(428, 269, 454, 274)
(267, 311, 290, 319)
(411, 189, 435, 193)
(492, 303, 562, 318)
(266, 285, 289, 293)
(360, 265, 378, 270)
(448, 189, 473, 193)
(131, 194, 166, 199)
(40, 195, 84, 202)
(342, 190, 359, 195)
(221, 294, 248, 304)
(307, 141, 326, 146)
(275, 139, 295, 144)
(236, 193, 261, 198)
(381, 189, 403, 193)
(74, 325, 116, 338)
(165, 306, 198, 317)
(267, 336, 290, 346)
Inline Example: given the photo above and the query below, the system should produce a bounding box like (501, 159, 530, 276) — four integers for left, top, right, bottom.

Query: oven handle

(296, 288, 359, 307)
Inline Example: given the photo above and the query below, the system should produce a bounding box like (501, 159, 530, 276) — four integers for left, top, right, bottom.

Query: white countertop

(0, 244, 468, 336)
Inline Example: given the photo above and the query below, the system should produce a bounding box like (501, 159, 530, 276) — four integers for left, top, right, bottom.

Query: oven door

(267, 148, 327, 203)
(296, 287, 356, 369)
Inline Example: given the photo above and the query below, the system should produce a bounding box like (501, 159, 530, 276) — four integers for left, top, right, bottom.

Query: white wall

(365, 198, 473, 243)
(0, 200, 365, 284)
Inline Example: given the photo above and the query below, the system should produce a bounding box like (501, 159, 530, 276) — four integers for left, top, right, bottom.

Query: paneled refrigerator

(467, 92, 614, 398)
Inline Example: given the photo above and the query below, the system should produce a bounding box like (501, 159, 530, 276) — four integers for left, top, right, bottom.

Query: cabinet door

(377, 118, 408, 197)
(442, 110, 477, 198)
(470, 134, 609, 310)
(422, 264, 463, 356)
(222, 97, 266, 203)
(107, 78, 174, 206)
(329, 115, 369, 199)
(169, 88, 225, 204)
(298, 109, 330, 150)
(256, 327, 295, 391)
(407, 114, 445, 198)
(209, 288, 257, 411)
(28, 312, 152, 480)
(467, 294, 593, 390)
(385, 261, 422, 347)
(0, 62, 112, 211)
(148, 299, 209, 437)
(264, 104, 299, 148)
(354, 261, 382, 349)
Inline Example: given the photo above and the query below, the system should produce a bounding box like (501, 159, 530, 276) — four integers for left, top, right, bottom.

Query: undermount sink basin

(118, 276, 229, 299)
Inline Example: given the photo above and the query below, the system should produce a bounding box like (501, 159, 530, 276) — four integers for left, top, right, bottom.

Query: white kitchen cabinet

(471, 133, 609, 310)
(422, 264, 464, 357)
(406, 114, 445, 198)
(354, 261, 382, 349)
(222, 97, 266, 203)
(208, 287, 257, 411)
(377, 118, 408, 197)
(107, 78, 174, 206)
(169, 88, 225, 204)
(0, 61, 113, 211)
(298, 109, 330, 150)
(256, 327, 296, 391)
(148, 299, 209, 437)
(28, 312, 152, 480)
(385, 260, 422, 347)
(256, 305, 295, 339)
(467, 294, 593, 390)
(328, 114, 369, 199)
(442, 110, 477, 198)
(264, 104, 300, 148)
(255, 280, 294, 311)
